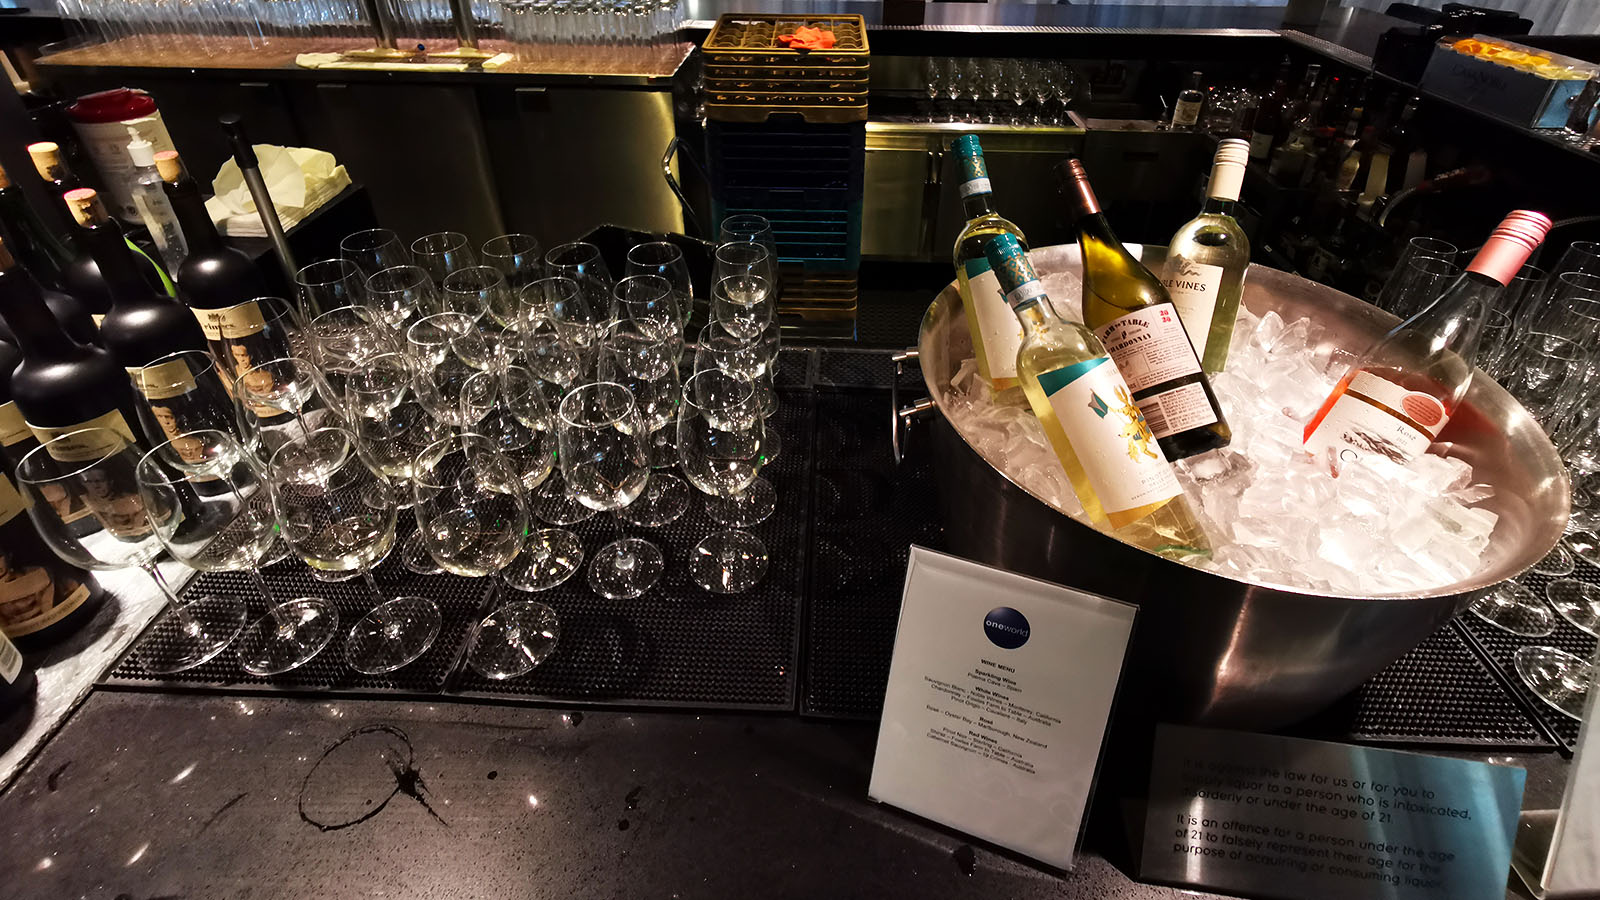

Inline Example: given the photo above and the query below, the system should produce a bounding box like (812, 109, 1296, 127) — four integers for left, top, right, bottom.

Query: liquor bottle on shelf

(1249, 59, 1291, 161)
(950, 135, 1029, 394)
(1389, 96, 1428, 194)
(1170, 71, 1204, 131)
(127, 138, 187, 280)
(63, 188, 207, 376)
(1268, 94, 1322, 184)
(1305, 210, 1551, 468)
(1059, 158, 1231, 461)
(0, 237, 149, 461)
(158, 150, 271, 371)
(0, 448, 105, 646)
(983, 233, 1211, 561)
(1163, 139, 1252, 374)
(27, 140, 173, 302)
(1282, 63, 1322, 129)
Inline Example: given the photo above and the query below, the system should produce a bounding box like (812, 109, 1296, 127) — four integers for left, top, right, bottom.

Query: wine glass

(130, 350, 240, 455)
(308, 304, 402, 403)
(515, 281, 592, 393)
(413, 432, 559, 679)
(718, 214, 778, 258)
(1514, 645, 1594, 721)
(136, 430, 338, 675)
(17, 428, 247, 673)
(365, 265, 438, 330)
(268, 426, 440, 674)
(922, 56, 943, 121)
(497, 363, 584, 590)
(714, 241, 775, 289)
(232, 356, 343, 464)
(692, 324, 777, 527)
(614, 273, 682, 343)
(944, 57, 965, 122)
(412, 335, 497, 430)
(711, 273, 776, 344)
(557, 382, 662, 599)
(481, 234, 544, 290)
(678, 370, 768, 593)
(214, 296, 309, 391)
(599, 321, 688, 525)
(411, 231, 476, 287)
(340, 228, 411, 277)
(624, 242, 694, 330)
(295, 259, 369, 318)
(444, 265, 518, 329)
(544, 241, 615, 322)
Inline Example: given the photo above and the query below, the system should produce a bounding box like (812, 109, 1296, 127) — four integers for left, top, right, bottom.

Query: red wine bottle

(0, 626, 33, 715)
(0, 338, 38, 476)
(63, 188, 207, 376)
(0, 163, 102, 347)
(0, 446, 106, 646)
(1305, 210, 1551, 469)
(0, 237, 149, 460)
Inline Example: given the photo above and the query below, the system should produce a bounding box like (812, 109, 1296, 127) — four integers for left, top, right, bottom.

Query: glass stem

(612, 511, 635, 570)
(144, 562, 198, 632)
(360, 566, 385, 606)
(250, 567, 291, 627)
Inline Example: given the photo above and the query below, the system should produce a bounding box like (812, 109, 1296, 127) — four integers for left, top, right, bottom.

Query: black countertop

(0, 690, 1565, 899)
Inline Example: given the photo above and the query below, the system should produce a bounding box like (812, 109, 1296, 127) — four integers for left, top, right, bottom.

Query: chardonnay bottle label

(1304, 370, 1444, 465)
(1036, 356, 1181, 517)
(1161, 259, 1225, 355)
(1092, 303, 1204, 394)
(0, 401, 32, 448)
(28, 410, 137, 463)
(959, 257, 1023, 380)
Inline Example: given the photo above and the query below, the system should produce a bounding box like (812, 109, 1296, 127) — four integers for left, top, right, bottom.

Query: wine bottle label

(959, 257, 1023, 381)
(28, 410, 137, 463)
(1161, 259, 1226, 356)
(1304, 370, 1445, 465)
(133, 358, 199, 401)
(1248, 131, 1274, 160)
(1093, 303, 1204, 395)
(1036, 356, 1181, 517)
(1172, 100, 1201, 128)
(1135, 382, 1218, 437)
(0, 473, 92, 639)
(193, 301, 266, 341)
(0, 401, 32, 448)
(956, 152, 993, 198)
(0, 628, 20, 684)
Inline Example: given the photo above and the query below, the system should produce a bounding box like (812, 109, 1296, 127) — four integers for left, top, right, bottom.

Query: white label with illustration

(1037, 356, 1180, 516)
(961, 258, 1023, 381)
(1304, 369, 1445, 465)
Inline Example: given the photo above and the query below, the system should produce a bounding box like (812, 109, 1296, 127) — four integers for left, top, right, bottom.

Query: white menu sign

(868, 546, 1137, 869)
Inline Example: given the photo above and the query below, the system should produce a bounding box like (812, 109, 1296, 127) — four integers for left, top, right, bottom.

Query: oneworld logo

(983, 607, 1030, 649)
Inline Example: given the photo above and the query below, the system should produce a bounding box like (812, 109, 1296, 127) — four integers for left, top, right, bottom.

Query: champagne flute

(678, 370, 768, 593)
(268, 426, 440, 674)
(498, 363, 584, 589)
(136, 430, 338, 675)
(557, 382, 662, 599)
(17, 428, 247, 673)
(340, 228, 411, 277)
(413, 432, 559, 679)
(599, 320, 687, 524)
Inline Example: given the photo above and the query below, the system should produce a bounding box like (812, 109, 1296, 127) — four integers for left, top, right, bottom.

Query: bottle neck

(0, 267, 79, 358)
(961, 189, 997, 221)
(80, 219, 154, 305)
(0, 188, 72, 279)
(1201, 197, 1237, 217)
(1075, 211, 1126, 255)
(164, 177, 223, 253)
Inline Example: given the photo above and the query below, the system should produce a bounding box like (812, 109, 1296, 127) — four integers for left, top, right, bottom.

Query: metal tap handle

(890, 349, 934, 465)
(661, 136, 705, 240)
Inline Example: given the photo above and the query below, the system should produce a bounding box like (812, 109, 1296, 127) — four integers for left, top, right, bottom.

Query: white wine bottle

(1059, 158, 1231, 462)
(985, 233, 1211, 561)
(1163, 138, 1251, 374)
(950, 135, 1028, 393)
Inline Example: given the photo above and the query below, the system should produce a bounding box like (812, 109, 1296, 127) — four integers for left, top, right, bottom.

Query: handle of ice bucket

(891, 349, 936, 465)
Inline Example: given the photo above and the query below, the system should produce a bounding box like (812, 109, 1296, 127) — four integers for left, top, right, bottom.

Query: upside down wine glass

(18, 428, 247, 673)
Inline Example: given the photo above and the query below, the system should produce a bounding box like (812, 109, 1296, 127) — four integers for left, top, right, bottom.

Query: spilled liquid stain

(198, 792, 250, 835)
(46, 761, 71, 792)
(297, 724, 449, 831)
(617, 819, 630, 831)
(952, 844, 975, 877)
(486, 770, 498, 780)
(624, 786, 642, 810)
(563, 711, 584, 727)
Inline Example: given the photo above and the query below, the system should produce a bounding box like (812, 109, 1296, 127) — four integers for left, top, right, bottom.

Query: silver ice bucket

(901, 243, 1570, 729)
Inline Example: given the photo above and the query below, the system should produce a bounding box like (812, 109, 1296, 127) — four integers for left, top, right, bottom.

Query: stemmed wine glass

(944, 57, 965, 122)
(444, 265, 518, 330)
(308, 304, 402, 402)
(557, 382, 662, 599)
(406, 311, 497, 374)
(365, 265, 439, 330)
(498, 363, 584, 590)
(131, 349, 240, 453)
(136, 430, 338, 675)
(599, 320, 688, 526)
(624, 242, 694, 331)
(718, 214, 778, 258)
(268, 427, 440, 674)
(678, 370, 769, 593)
(295, 259, 369, 318)
(17, 428, 247, 673)
(214, 296, 309, 388)
(545, 241, 615, 322)
(514, 280, 597, 528)
(413, 432, 559, 679)
(232, 356, 343, 465)
(340, 228, 411, 277)
(481, 234, 544, 290)
(411, 231, 476, 287)
(694, 324, 777, 526)
(713, 242, 776, 292)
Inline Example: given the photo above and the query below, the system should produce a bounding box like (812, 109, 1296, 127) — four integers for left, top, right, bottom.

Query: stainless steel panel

(480, 86, 683, 246)
(915, 244, 1570, 729)
(862, 146, 936, 259)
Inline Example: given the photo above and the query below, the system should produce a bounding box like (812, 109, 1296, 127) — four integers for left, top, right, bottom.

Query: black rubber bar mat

(452, 396, 814, 710)
(800, 387, 943, 719)
(102, 393, 816, 712)
(1455, 557, 1599, 752)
